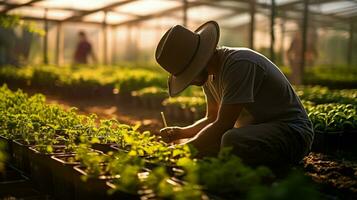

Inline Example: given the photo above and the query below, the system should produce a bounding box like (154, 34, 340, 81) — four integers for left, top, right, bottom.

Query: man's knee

(221, 129, 240, 148)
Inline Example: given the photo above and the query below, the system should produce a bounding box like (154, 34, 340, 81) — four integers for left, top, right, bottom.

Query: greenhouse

(0, 0, 357, 199)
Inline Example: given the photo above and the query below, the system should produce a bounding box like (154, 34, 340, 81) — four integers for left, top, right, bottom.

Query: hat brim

(168, 21, 220, 97)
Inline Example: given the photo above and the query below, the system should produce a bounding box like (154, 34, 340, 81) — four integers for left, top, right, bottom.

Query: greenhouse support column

(301, 0, 309, 75)
(270, 0, 276, 63)
(183, 0, 188, 27)
(280, 17, 286, 65)
(112, 27, 117, 64)
(348, 22, 354, 67)
(103, 11, 108, 65)
(249, 0, 256, 49)
(55, 22, 62, 66)
(43, 8, 49, 65)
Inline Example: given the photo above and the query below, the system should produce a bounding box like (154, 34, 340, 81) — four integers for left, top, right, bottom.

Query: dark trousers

(191, 122, 311, 169)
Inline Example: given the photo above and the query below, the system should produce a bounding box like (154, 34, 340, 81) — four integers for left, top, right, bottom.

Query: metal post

(270, 0, 276, 62)
(103, 11, 108, 65)
(183, 0, 188, 27)
(348, 22, 354, 67)
(301, 0, 309, 74)
(55, 22, 62, 66)
(280, 17, 286, 65)
(112, 27, 117, 64)
(43, 8, 48, 64)
(249, 0, 256, 49)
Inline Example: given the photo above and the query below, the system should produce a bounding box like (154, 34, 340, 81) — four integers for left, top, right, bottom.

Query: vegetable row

(0, 84, 318, 199)
(1, 65, 356, 97)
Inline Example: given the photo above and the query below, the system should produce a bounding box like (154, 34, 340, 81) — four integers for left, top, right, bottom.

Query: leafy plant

(198, 149, 273, 197)
(306, 103, 357, 132)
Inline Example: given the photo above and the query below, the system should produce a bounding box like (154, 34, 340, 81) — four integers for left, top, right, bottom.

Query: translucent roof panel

(309, 1, 357, 14)
(142, 16, 181, 28)
(34, 0, 121, 11)
(219, 13, 267, 28)
(336, 9, 357, 18)
(219, 1, 249, 9)
(187, 5, 234, 22)
(219, 13, 251, 28)
(114, 0, 180, 16)
(9, 7, 74, 20)
(83, 11, 134, 24)
(257, 0, 298, 6)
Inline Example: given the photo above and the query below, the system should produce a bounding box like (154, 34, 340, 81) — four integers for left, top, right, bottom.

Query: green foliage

(306, 103, 357, 132)
(107, 151, 144, 194)
(302, 66, 357, 88)
(296, 86, 357, 105)
(0, 15, 45, 35)
(0, 65, 167, 95)
(0, 141, 6, 172)
(247, 171, 319, 200)
(0, 84, 322, 199)
(163, 96, 206, 113)
(198, 149, 273, 197)
(131, 86, 167, 98)
(144, 166, 202, 200)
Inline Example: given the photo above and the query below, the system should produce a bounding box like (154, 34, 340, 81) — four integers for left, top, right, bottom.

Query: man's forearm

(184, 121, 226, 157)
(180, 117, 214, 139)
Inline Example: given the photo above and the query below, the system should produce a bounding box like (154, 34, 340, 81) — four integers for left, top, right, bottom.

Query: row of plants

(303, 102, 357, 153)
(295, 86, 357, 105)
(0, 84, 319, 199)
(280, 65, 357, 88)
(302, 66, 357, 89)
(304, 103, 357, 133)
(0, 65, 167, 97)
(1, 64, 357, 99)
(129, 85, 357, 129)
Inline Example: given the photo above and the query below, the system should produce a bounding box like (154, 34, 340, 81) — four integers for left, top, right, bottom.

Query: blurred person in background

(156, 21, 313, 172)
(287, 30, 318, 85)
(73, 31, 96, 64)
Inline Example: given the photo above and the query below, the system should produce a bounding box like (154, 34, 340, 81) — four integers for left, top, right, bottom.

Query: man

(73, 31, 96, 64)
(156, 21, 314, 169)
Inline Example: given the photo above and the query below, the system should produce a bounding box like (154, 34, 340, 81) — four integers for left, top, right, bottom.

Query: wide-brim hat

(155, 21, 220, 97)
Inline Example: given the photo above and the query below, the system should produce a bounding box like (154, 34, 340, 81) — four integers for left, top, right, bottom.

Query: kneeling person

(156, 21, 314, 169)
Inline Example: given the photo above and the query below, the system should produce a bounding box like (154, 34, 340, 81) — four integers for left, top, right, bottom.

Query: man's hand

(159, 126, 183, 143)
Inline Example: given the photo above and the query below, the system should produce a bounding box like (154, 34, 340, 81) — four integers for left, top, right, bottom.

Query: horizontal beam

(1, 0, 43, 14)
(21, 16, 115, 27)
(114, 1, 207, 27)
(62, 0, 137, 22)
(0, 2, 141, 18)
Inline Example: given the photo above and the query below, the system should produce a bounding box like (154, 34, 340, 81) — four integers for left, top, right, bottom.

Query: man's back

(204, 47, 313, 144)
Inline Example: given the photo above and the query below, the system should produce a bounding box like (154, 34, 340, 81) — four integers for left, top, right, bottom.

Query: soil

(13, 87, 357, 199)
(303, 153, 357, 199)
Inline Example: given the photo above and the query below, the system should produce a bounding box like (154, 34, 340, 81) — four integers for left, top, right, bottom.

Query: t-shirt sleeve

(221, 60, 263, 104)
(203, 84, 217, 104)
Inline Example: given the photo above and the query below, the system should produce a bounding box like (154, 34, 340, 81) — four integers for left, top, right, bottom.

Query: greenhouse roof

(1, 0, 356, 29)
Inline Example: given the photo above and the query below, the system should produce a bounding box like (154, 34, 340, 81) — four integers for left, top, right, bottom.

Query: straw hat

(155, 21, 220, 96)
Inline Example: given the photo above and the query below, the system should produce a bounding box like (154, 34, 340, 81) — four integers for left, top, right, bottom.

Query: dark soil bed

(303, 152, 357, 199)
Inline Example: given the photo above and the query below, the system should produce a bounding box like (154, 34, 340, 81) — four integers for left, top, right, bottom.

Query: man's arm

(159, 88, 218, 142)
(179, 92, 219, 138)
(185, 103, 243, 156)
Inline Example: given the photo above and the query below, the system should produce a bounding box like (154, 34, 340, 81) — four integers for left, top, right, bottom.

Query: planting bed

(1, 71, 357, 199)
(1, 85, 324, 200)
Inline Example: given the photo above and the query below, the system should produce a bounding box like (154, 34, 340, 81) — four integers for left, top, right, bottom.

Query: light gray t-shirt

(203, 47, 313, 144)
